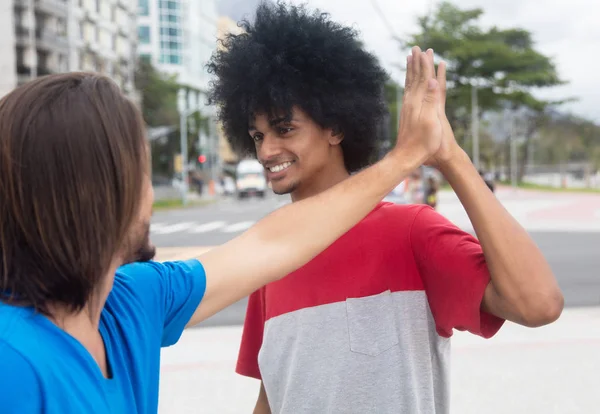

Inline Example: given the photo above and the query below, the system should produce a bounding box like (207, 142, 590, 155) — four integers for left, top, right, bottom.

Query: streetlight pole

(177, 89, 189, 205)
(510, 113, 518, 190)
(471, 83, 480, 170)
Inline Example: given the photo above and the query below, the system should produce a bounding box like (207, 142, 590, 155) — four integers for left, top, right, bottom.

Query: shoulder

(0, 339, 39, 381)
(112, 259, 205, 292)
(363, 202, 429, 229)
(0, 334, 43, 410)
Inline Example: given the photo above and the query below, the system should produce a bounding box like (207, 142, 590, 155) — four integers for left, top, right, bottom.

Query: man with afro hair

(207, 2, 563, 413)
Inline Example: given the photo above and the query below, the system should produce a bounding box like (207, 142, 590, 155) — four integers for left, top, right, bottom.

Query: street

(152, 189, 600, 327)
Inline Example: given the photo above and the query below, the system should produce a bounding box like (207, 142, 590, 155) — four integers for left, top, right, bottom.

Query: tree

(134, 58, 180, 128)
(402, 1, 566, 173)
(135, 59, 209, 178)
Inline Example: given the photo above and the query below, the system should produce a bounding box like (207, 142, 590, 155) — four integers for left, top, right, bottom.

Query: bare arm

(427, 49, 563, 327)
(187, 48, 443, 326)
(253, 382, 271, 414)
(440, 150, 563, 327)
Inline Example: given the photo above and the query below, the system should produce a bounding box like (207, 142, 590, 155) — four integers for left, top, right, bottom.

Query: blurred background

(1, 0, 598, 412)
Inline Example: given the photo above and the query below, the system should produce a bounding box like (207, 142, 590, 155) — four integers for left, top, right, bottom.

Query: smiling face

(249, 107, 347, 200)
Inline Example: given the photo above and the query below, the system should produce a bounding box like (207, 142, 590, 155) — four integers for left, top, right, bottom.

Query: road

(151, 191, 600, 327)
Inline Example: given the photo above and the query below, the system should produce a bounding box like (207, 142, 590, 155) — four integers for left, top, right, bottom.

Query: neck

(291, 158, 350, 202)
(46, 265, 117, 378)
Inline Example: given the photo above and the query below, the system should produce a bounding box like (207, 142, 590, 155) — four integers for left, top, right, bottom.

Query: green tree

(134, 58, 180, 128)
(135, 59, 208, 177)
(402, 1, 566, 172)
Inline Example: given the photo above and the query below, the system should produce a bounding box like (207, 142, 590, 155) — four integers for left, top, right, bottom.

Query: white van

(235, 159, 267, 198)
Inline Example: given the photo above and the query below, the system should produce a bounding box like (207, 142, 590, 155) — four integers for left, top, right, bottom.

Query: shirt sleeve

(0, 341, 43, 413)
(410, 206, 505, 338)
(115, 259, 207, 347)
(236, 288, 266, 380)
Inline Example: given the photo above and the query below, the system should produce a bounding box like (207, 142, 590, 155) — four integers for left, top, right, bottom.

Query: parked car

(236, 159, 267, 198)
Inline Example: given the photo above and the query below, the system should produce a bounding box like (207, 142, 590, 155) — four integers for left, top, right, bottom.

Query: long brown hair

(0, 73, 148, 315)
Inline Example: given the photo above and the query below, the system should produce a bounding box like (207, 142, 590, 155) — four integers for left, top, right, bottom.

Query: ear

(327, 126, 344, 146)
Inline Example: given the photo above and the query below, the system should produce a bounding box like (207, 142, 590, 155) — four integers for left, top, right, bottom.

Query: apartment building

(9, 0, 137, 94)
(0, 1, 17, 98)
(137, 0, 218, 94)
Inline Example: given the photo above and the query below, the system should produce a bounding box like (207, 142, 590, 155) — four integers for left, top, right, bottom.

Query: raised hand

(392, 46, 443, 166)
(423, 48, 462, 169)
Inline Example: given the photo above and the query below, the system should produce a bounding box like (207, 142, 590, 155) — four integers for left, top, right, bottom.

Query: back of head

(0, 73, 148, 315)
(207, 1, 389, 172)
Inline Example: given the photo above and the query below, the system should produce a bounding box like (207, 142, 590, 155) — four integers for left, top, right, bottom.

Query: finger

(405, 55, 413, 91)
(420, 50, 434, 83)
(411, 46, 421, 85)
(421, 78, 440, 115)
(437, 60, 447, 109)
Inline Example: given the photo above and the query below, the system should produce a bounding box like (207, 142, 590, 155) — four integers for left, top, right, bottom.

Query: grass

(152, 197, 218, 211)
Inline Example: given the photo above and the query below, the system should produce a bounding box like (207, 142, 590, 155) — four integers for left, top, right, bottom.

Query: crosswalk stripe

(190, 221, 227, 233)
(150, 223, 168, 231)
(152, 222, 196, 234)
(222, 221, 255, 233)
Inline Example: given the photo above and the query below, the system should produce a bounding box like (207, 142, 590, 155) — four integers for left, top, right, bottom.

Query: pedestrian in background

(426, 175, 439, 209)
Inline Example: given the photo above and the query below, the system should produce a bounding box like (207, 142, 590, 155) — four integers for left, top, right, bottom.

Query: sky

(218, 0, 600, 122)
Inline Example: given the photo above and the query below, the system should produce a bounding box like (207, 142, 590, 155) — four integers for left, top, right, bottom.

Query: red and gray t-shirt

(237, 202, 504, 413)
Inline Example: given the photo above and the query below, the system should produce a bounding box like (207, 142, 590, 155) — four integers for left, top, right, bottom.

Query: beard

(271, 178, 299, 195)
(122, 222, 156, 264)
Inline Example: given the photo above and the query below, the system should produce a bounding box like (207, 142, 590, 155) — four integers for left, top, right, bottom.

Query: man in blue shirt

(0, 52, 449, 412)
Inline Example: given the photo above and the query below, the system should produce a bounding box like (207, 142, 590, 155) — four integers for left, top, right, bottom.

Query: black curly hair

(206, 1, 389, 172)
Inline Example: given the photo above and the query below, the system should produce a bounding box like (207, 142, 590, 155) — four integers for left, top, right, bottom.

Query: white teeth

(269, 161, 292, 173)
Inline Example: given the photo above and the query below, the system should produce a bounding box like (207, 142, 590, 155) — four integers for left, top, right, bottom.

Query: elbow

(519, 289, 564, 328)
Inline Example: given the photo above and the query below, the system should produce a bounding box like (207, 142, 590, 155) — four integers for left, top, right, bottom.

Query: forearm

(440, 149, 563, 326)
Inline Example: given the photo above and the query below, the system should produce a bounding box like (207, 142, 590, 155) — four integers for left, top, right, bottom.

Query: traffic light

(198, 154, 207, 164)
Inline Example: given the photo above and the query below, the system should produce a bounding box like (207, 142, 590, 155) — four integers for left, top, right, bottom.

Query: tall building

(7, 0, 137, 95)
(137, 0, 218, 94)
(0, 1, 17, 98)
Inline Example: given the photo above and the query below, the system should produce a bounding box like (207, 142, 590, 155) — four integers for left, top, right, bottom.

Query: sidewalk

(158, 306, 600, 413)
(437, 188, 600, 233)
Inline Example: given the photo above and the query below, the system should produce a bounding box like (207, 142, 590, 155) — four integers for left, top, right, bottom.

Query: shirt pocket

(346, 290, 399, 356)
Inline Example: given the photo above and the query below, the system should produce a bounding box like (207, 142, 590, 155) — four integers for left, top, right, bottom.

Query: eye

(252, 133, 264, 142)
(278, 127, 293, 135)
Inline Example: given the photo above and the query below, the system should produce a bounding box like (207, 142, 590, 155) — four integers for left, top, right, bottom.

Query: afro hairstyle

(206, 1, 389, 173)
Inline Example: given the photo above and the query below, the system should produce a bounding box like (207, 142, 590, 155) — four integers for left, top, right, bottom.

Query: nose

(257, 134, 283, 164)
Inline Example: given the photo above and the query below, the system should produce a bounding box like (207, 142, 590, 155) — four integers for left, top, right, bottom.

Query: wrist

(388, 145, 428, 173)
(437, 147, 471, 177)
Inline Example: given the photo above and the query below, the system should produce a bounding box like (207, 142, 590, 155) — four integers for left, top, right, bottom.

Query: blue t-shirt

(0, 259, 206, 413)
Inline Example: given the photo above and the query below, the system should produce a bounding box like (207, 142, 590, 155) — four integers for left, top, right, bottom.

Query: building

(0, 1, 17, 98)
(8, 0, 137, 95)
(137, 0, 218, 94)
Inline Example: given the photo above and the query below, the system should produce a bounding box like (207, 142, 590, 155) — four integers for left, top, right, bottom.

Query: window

(169, 54, 181, 64)
(159, 0, 179, 9)
(138, 0, 149, 16)
(138, 26, 150, 44)
(160, 27, 180, 37)
(140, 54, 151, 64)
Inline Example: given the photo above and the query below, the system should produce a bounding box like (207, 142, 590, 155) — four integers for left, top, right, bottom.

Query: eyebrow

(248, 117, 293, 132)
